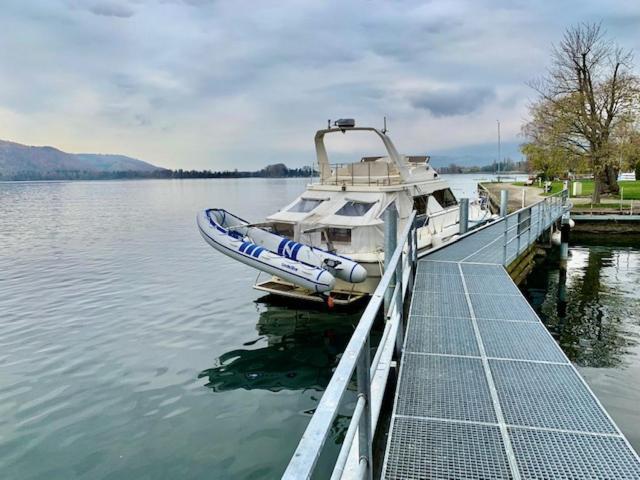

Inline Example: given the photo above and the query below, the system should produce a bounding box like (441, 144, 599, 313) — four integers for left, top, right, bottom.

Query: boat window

(335, 201, 375, 217)
(322, 228, 351, 243)
(288, 198, 323, 213)
(432, 188, 458, 208)
(272, 222, 294, 239)
(413, 195, 429, 216)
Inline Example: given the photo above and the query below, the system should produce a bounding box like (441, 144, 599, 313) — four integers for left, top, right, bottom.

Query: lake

(2, 175, 637, 479)
(523, 235, 640, 451)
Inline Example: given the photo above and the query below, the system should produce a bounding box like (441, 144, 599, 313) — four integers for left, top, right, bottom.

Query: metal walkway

(382, 205, 640, 478)
(284, 191, 640, 480)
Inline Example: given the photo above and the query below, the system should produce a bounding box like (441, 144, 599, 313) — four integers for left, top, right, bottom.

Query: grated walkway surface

(382, 208, 640, 479)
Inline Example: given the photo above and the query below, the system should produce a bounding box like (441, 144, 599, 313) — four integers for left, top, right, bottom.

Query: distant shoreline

(0, 170, 529, 182)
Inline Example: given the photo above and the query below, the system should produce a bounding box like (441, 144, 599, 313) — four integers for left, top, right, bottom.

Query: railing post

(500, 189, 508, 217)
(527, 207, 532, 247)
(517, 213, 521, 254)
(412, 226, 418, 267)
(502, 216, 508, 266)
(357, 336, 373, 480)
(384, 204, 398, 316)
(459, 198, 469, 234)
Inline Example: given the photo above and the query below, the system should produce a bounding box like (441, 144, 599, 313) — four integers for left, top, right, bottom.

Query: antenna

(382, 116, 387, 134)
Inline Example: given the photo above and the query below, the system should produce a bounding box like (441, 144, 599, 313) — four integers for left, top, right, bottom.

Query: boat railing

(282, 210, 417, 480)
(319, 162, 403, 186)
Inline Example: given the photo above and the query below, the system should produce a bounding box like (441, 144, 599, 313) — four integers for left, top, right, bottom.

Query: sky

(1, 0, 639, 170)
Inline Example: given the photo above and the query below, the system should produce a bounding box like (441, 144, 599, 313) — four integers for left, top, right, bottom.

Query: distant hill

(0, 139, 163, 180)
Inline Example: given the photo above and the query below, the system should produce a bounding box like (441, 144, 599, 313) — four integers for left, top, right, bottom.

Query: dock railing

(282, 211, 417, 480)
(283, 190, 569, 480)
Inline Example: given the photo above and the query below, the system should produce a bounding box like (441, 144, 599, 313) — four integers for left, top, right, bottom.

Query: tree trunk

(592, 173, 601, 204)
(601, 164, 620, 195)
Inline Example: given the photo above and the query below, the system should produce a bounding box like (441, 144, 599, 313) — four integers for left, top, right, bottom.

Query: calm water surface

(523, 236, 640, 451)
(8, 174, 631, 480)
(1, 175, 485, 479)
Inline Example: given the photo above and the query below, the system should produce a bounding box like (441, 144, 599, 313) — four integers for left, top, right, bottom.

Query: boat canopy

(268, 190, 414, 255)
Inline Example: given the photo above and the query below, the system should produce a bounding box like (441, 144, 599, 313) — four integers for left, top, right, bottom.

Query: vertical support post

(517, 212, 521, 254)
(383, 204, 398, 316)
(521, 189, 526, 208)
(502, 215, 508, 266)
(500, 190, 508, 217)
(560, 213, 570, 265)
(394, 261, 404, 358)
(459, 198, 469, 234)
(357, 337, 373, 480)
(527, 207, 532, 247)
(412, 226, 418, 268)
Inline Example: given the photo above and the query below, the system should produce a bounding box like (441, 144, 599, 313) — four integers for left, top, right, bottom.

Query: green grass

(572, 202, 636, 209)
(538, 180, 640, 199)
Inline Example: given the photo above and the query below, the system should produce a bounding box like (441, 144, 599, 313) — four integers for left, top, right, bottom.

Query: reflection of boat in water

(198, 306, 364, 392)
(197, 118, 492, 305)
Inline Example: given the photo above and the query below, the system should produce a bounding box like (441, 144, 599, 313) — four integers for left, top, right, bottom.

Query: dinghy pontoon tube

(196, 209, 367, 294)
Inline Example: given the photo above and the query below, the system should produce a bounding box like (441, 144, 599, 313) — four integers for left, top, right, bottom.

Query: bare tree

(523, 23, 639, 203)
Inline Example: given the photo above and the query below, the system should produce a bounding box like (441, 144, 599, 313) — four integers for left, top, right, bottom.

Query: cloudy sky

(1, 0, 639, 170)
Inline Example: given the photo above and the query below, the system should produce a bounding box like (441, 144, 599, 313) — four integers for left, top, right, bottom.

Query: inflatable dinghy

(196, 209, 367, 294)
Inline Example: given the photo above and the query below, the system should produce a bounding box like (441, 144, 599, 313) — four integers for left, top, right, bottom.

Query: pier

(283, 190, 640, 479)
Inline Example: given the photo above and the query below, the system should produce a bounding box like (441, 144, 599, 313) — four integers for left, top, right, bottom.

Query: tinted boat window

(322, 228, 351, 243)
(288, 198, 323, 213)
(432, 188, 458, 208)
(413, 195, 428, 215)
(272, 222, 294, 239)
(335, 201, 375, 216)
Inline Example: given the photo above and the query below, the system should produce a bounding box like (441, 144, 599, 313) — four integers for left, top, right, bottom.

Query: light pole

(497, 120, 501, 176)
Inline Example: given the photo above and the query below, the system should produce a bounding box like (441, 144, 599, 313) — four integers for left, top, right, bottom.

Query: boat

(197, 119, 492, 305)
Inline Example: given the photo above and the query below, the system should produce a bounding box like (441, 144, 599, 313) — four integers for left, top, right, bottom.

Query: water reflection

(199, 304, 365, 393)
(524, 240, 640, 368)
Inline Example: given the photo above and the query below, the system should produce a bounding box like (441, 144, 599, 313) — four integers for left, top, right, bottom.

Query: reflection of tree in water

(527, 246, 638, 368)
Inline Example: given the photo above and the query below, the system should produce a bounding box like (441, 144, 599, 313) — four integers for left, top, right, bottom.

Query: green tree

(522, 23, 639, 203)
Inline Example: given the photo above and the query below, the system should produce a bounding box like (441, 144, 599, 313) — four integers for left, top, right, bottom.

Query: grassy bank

(540, 180, 640, 199)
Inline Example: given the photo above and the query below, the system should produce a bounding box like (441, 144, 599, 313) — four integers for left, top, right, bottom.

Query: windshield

(288, 198, 323, 213)
(335, 201, 375, 216)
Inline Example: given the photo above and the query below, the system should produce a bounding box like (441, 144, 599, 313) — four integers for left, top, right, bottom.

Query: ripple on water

(0, 179, 372, 479)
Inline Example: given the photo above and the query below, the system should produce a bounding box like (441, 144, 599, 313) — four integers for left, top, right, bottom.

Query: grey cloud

(89, 2, 134, 18)
(410, 87, 496, 117)
(2, 0, 640, 170)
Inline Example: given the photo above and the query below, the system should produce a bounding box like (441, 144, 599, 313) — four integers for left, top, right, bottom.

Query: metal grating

(419, 261, 461, 275)
(410, 292, 471, 318)
(463, 274, 521, 295)
(469, 293, 539, 322)
(490, 360, 617, 433)
(405, 316, 479, 356)
(461, 263, 506, 277)
(478, 320, 567, 363)
(413, 272, 465, 294)
(384, 417, 512, 480)
(396, 354, 496, 422)
(509, 427, 640, 479)
(384, 199, 640, 479)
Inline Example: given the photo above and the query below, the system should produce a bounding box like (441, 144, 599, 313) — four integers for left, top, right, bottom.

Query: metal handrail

(282, 211, 417, 480)
(284, 190, 569, 479)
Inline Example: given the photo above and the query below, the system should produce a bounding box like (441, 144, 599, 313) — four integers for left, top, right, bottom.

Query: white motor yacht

(247, 119, 490, 303)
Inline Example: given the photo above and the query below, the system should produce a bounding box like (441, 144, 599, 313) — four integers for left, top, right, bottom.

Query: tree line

(522, 22, 640, 203)
(2, 164, 318, 181)
(437, 159, 528, 174)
